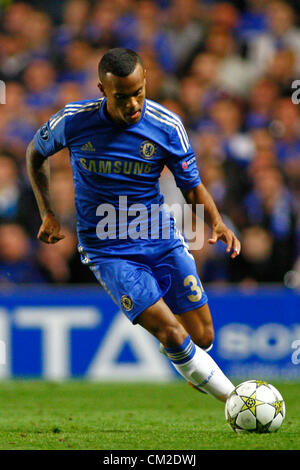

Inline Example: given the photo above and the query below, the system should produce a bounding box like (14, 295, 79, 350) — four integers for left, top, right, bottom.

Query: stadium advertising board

(0, 286, 299, 380)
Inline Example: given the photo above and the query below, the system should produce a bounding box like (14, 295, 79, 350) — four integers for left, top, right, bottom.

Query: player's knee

(158, 323, 187, 348)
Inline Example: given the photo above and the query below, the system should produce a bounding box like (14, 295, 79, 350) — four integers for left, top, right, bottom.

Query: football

(225, 380, 286, 433)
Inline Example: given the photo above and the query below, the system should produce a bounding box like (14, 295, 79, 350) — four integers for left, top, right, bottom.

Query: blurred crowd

(0, 0, 300, 288)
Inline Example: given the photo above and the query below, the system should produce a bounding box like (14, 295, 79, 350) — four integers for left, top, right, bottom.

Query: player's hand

(37, 211, 65, 244)
(208, 221, 241, 259)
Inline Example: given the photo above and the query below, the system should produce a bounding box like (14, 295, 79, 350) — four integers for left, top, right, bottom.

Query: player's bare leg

(136, 298, 234, 402)
(159, 303, 214, 393)
(177, 303, 214, 351)
(136, 298, 187, 348)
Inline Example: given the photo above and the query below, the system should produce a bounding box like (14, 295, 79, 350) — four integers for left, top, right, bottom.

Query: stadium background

(0, 0, 299, 381)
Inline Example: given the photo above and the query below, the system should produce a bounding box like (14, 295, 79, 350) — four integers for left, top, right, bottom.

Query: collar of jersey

(99, 98, 146, 129)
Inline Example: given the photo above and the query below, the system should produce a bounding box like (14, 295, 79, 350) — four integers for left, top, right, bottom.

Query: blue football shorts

(81, 243, 208, 324)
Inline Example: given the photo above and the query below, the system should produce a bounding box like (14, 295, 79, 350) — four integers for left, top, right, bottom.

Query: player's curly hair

(98, 48, 143, 81)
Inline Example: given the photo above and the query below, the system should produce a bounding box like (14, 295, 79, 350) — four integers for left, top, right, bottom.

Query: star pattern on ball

(254, 380, 269, 387)
(272, 400, 284, 417)
(240, 392, 265, 416)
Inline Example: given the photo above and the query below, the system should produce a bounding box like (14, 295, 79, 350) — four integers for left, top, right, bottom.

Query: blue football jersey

(34, 97, 201, 257)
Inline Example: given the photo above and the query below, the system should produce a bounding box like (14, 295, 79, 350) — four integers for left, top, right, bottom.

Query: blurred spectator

(270, 97, 300, 180)
(191, 225, 228, 285)
(204, 26, 257, 97)
(0, 153, 40, 237)
(245, 77, 279, 131)
(50, 169, 77, 231)
(228, 225, 282, 284)
(58, 39, 92, 85)
(55, 81, 85, 109)
(54, 0, 90, 50)
(199, 158, 228, 211)
(81, 48, 107, 99)
(117, 0, 175, 73)
(0, 81, 37, 159)
(192, 120, 224, 163)
(0, 154, 23, 221)
(236, 0, 269, 43)
(22, 10, 53, 61)
(193, 120, 250, 227)
(165, 0, 204, 75)
(189, 52, 228, 109)
(84, 0, 119, 49)
(0, 0, 299, 286)
(0, 32, 30, 81)
(209, 2, 240, 33)
(266, 48, 298, 96)
(159, 98, 185, 121)
(178, 75, 205, 129)
(249, 1, 300, 74)
(247, 128, 278, 176)
(23, 59, 58, 110)
(0, 222, 46, 284)
(242, 166, 297, 275)
(37, 225, 97, 284)
(1, 2, 33, 35)
(143, 57, 178, 102)
(209, 98, 255, 167)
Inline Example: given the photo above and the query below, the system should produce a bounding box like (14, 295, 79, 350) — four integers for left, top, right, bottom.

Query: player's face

(99, 63, 146, 126)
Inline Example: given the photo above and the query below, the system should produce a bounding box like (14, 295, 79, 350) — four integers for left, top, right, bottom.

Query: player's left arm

(165, 116, 241, 258)
(182, 183, 241, 259)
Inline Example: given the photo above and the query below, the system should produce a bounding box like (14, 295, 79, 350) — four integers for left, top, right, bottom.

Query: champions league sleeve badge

(40, 123, 50, 141)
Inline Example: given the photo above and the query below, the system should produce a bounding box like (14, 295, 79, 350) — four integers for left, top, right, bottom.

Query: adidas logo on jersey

(81, 141, 96, 152)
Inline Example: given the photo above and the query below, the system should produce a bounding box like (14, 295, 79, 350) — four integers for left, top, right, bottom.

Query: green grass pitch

(0, 380, 298, 450)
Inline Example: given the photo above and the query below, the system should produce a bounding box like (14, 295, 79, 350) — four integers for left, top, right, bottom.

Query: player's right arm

(26, 140, 65, 244)
(26, 110, 69, 244)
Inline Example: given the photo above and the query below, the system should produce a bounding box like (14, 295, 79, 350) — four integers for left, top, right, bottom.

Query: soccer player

(27, 48, 241, 402)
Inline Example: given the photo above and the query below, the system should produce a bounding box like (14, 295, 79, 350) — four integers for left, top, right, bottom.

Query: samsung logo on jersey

(79, 158, 153, 175)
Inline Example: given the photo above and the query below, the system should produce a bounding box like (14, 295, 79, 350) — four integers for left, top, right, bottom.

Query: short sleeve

(166, 123, 201, 190)
(33, 108, 69, 158)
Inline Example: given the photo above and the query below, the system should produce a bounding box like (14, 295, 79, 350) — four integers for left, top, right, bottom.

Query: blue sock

(164, 335, 196, 365)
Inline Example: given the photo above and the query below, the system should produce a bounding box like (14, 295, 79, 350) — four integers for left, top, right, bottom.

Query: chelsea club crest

(121, 295, 133, 312)
(139, 140, 157, 160)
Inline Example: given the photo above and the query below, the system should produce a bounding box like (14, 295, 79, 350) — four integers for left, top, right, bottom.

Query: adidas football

(225, 380, 285, 433)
